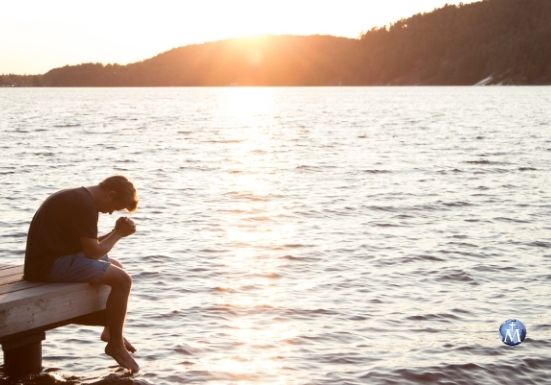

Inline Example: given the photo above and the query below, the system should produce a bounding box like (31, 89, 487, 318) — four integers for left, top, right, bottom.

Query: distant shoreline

(2, 0, 550, 87)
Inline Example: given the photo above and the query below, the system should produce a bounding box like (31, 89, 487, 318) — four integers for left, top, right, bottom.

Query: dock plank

(0, 265, 109, 339)
(0, 272, 24, 286)
(0, 280, 47, 295)
(0, 266, 23, 280)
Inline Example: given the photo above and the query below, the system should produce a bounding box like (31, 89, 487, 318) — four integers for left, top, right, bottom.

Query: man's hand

(115, 217, 136, 237)
(81, 217, 135, 259)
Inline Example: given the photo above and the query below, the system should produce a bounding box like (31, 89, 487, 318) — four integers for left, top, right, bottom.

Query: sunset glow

(1, 0, 479, 74)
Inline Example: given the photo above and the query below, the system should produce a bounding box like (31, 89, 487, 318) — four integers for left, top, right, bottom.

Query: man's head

(97, 175, 138, 214)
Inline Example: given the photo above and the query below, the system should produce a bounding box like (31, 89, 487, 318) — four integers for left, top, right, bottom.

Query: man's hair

(99, 175, 138, 212)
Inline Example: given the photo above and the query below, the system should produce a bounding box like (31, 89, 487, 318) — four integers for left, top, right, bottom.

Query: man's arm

(81, 218, 135, 259)
(81, 231, 123, 260)
(98, 229, 114, 242)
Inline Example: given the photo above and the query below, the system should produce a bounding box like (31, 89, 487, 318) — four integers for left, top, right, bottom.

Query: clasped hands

(115, 216, 136, 237)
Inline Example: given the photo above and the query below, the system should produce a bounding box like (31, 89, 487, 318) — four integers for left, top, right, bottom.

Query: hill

(39, 35, 360, 86)
(1, 0, 550, 86)
(358, 0, 551, 84)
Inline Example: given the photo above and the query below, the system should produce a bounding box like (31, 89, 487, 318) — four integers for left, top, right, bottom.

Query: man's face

(100, 191, 127, 214)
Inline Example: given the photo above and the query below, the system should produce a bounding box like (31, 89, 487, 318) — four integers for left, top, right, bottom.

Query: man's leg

(100, 258, 136, 352)
(108, 257, 123, 268)
(101, 329, 136, 353)
(96, 265, 139, 373)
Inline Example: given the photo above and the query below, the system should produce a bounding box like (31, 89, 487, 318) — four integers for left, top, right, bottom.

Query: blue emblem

(499, 319, 526, 346)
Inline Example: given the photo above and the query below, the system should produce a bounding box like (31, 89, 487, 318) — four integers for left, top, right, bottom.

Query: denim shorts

(47, 252, 111, 282)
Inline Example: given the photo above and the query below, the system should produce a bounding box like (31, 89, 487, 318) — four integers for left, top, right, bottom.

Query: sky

(0, 0, 479, 74)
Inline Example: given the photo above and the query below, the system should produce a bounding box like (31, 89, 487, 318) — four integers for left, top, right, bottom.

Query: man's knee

(101, 266, 132, 291)
(118, 270, 132, 291)
(109, 258, 123, 269)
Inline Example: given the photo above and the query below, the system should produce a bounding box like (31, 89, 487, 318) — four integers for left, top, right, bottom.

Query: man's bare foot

(101, 329, 136, 353)
(105, 343, 140, 373)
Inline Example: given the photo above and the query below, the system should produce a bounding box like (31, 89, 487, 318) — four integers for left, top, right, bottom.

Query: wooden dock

(0, 264, 109, 376)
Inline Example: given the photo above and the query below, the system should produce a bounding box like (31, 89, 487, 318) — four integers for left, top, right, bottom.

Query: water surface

(0, 87, 550, 385)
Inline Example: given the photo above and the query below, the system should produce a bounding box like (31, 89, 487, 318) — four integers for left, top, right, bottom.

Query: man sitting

(24, 175, 140, 373)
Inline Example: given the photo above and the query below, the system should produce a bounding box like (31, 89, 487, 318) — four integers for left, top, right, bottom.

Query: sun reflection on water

(217, 87, 277, 123)
(206, 87, 296, 383)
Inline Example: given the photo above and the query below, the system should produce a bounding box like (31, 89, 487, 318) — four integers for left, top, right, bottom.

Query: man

(24, 175, 140, 373)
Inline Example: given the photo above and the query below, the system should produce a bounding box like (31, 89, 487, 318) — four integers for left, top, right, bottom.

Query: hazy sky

(1, 0, 479, 74)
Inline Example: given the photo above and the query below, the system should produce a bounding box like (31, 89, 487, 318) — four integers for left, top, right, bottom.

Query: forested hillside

(2, 0, 550, 86)
(358, 0, 551, 84)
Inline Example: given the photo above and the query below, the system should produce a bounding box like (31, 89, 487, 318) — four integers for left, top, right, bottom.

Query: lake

(0, 87, 550, 385)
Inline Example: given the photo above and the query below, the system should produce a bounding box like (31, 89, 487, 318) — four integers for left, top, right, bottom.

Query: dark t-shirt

(24, 187, 98, 281)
